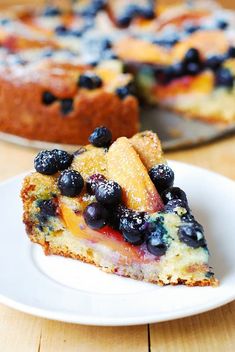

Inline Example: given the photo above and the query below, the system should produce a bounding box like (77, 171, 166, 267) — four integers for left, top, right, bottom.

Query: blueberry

(157, 66, 175, 84)
(186, 62, 202, 75)
(43, 6, 61, 16)
(171, 62, 186, 78)
(215, 68, 234, 88)
(227, 46, 235, 58)
(83, 202, 109, 229)
(34, 150, 58, 175)
(60, 98, 74, 115)
(116, 82, 135, 99)
(38, 199, 57, 222)
(178, 221, 206, 248)
(86, 174, 107, 194)
(78, 73, 103, 90)
(42, 91, 57, 105)
(55, 25, 68, 36)
(119, 209, 146, 245)
(161, 187, 188, 205)
(139, 7, 155, 19)
(149, 164, 174, 193)
(217, 19, 228, 30)
(183, 48, 200, 64)
(88, 126, 112, 147)
(95, 180, 122, 205)
(146, 222, 168, 256)
(117, 14, 132, 27)
(164, 198, 189, 214)
(58, 170, 84, 197)
(205, 55, 224, 71)
(52, 149, 73, 171)
(185, 24, 200, 34)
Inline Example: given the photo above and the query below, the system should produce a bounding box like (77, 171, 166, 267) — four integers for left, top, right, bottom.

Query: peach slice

(130, 131, 165, 170)
(107, 137, 164, 212)
(172, 31, 228, 61)
(114, 37, 171, 65)
(60, 202, 142, 264)
(71, 145, 107, 181)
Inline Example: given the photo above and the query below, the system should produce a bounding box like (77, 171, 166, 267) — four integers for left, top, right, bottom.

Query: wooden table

(1, 136, 235, 351)
(1, 0, 235, 350)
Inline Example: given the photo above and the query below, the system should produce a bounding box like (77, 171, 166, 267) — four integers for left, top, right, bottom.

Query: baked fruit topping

(21, 127, 218, 286)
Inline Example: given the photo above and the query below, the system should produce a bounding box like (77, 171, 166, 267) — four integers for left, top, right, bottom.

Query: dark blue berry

(186, 62, 202, 75)
(149, 164, 174, 193)
(38, 199, 57, 222)
(58, 170, 84, 197)
(183, 48, 200, 64)
(116, 82, 135, 99)
(205, 55, 223, 71)
(119, 209, 146, 245)
(86, 174, 107, 194)
(34, 150, 58, 175)
(171, 62, 186, 78)
(55, 25, 68, 36)
(217, 19, 228, 30)
(95, 180, 122, 205)
(227, 46, 235, 58)
(215, 68, 234, 88)
(83, 202, 109, 229)
(42, 91, 57, 105)
(178, 221, 206, 248)
(43, 6, 61, 16)
(185, 24, 200, 34)
(164, 198, 189, 214)
(88, 126, 112, 147)
(60, 98, 74, 115)
(117, 14, 132, 27)
(52, 149, 73, 171)
(146, 221, 168, 256)
(161, 187, 188, 205)
(78, 73, 103, 89)
(141, 7, 155, 19)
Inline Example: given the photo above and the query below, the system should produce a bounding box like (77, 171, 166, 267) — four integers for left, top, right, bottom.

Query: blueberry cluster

(42, 91, 74, 116)
(155, 46, 235, 88)
(34, 149, 73, 175)
(78, 73, 103, 90)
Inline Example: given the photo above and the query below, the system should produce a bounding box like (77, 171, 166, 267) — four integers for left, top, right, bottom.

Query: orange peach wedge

(107, 137, 164, 212)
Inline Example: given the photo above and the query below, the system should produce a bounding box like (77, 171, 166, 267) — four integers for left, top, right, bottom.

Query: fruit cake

(21, 126, 218, 286)
(1, 0, 235, 144)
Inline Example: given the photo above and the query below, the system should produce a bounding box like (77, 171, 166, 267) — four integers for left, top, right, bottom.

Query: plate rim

(0, 160, 235, 326)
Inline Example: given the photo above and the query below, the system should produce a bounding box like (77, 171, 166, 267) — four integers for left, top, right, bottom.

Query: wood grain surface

(0, 0, 235, 351)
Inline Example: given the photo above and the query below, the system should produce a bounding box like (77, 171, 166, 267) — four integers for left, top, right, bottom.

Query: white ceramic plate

(0, 161, 235, 326)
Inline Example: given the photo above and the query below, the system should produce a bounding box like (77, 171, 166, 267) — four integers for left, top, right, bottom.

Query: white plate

(0, 161, 235, 326)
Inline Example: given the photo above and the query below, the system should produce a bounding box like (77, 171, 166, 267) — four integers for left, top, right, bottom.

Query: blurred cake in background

(0, 0, 235, 144)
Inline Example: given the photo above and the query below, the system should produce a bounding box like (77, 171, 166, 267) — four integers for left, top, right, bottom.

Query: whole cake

(21, 126, 218, 286)
(1, 0, 235, 144)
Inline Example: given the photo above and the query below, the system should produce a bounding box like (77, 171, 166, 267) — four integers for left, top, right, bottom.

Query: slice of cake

(21, 127, 218, 286)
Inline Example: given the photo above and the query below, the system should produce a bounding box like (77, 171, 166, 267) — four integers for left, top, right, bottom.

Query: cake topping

(95, 180, 122, 205)
(146, 217, 168, 256)
(34, 150, 58, 175)
(149, 164, 175, 194)
(164, 199, 189, 215)
(43, 6, 62, 17)
(52, 149, 74, 171)
(58, 170, 84, 197)
(215, 67, 234, 88)
(161, 187, 188, 205)
(83, 202, 109, 229)
(86, 174, 107, 194)
(60, 98, 74, 115)
(115, 83, 134, 99)
(227, 46, 235, 58)
(78, 73, 103, 90)
(178, 221, 206, 248)
(119, 208, 147, 246)
(42, 91, 57, 106)
(88, 126, 112, 147)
